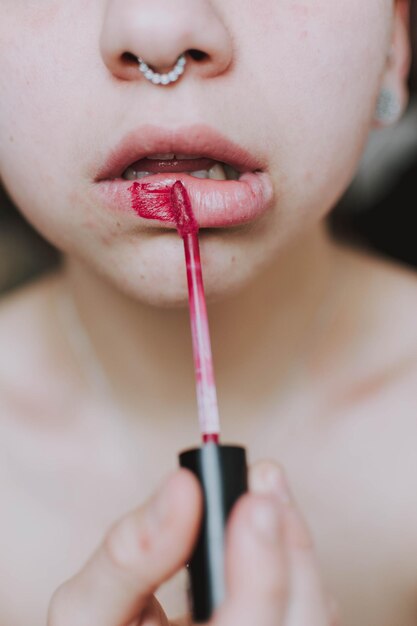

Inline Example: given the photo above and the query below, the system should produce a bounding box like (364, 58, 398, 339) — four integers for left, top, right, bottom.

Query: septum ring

(138, 54, 187, 86)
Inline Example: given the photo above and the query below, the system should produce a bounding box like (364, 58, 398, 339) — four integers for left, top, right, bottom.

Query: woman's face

(0, 1, 405, 305)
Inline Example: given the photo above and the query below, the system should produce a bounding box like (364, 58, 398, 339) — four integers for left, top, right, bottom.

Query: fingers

(219, 464, 290, 626)
(278, 476, 332, 625)
(218, 460, 339, 626)
(48, 469, 202, 626)
(253, 461, 340, 626)
(139, 596, 170, 626)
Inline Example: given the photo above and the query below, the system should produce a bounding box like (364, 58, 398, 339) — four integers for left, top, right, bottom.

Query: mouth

(122, 155, 242, 182)
(94, 125, 274, 230)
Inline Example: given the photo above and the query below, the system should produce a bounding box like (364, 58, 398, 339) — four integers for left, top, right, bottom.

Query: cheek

(234, 0, 392, 201)
(0, 0, 394, 273)
(0, 3, 110, 263)
(0, 3, 100, 201)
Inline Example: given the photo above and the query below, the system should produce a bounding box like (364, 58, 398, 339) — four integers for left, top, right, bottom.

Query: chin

(95, 248, 263, 309)
(75, 223, 276, 308)
(119, 263, 259, 308)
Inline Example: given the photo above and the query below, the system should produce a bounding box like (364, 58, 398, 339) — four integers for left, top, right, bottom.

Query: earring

(374, 88, 403, 127)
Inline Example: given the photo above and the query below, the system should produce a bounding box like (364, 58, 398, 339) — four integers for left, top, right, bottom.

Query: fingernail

(255, 465, 291, 505)
(148, 475, 173, 527)
(251, 498, 281, 543)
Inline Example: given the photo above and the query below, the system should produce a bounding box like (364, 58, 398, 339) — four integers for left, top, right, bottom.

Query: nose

(100, 0, 233, 82)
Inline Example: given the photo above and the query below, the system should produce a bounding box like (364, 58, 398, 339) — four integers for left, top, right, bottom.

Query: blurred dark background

(330, 2, 417, 266)
(1, 5, 416, 294)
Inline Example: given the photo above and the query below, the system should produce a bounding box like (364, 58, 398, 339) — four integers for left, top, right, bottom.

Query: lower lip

(95, 171, 274, 229)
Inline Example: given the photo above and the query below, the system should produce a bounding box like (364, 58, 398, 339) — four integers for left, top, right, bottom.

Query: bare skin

(2, 225, 417, 626)
(0, 1, 415, 624)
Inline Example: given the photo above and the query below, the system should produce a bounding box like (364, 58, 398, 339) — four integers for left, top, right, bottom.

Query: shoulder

(317, 245, 417, 568)
(319, 241, 417, 413)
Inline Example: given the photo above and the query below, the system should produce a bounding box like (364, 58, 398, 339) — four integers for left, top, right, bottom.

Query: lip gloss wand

(169, 181, 247, 624)
(170, 180, 220, 442)
(129, 179, 248, 623)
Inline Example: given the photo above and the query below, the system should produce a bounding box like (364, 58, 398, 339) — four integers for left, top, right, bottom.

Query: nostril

(120, 48, 210, 71)
(121, 52, 139, 65)
(119, 50, 210, 73)
(121, 50, 208, 64)
(187, 49, 209, 62)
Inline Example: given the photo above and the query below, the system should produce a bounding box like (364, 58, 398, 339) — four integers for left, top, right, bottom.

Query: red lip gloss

(130, 180, 248, 623)
(130, 180, 176, 223)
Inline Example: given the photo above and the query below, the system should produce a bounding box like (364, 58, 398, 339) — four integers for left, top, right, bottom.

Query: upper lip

(95, 124, 267, 181)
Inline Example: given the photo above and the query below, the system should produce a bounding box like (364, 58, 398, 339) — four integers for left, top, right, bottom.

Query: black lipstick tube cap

(179, 443, 248, 623)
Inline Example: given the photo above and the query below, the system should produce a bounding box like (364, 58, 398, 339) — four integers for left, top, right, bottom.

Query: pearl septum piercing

(138, 54, 187, 86)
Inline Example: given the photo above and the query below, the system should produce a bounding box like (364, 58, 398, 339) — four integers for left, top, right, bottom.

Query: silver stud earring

(374, 88, 402, 126)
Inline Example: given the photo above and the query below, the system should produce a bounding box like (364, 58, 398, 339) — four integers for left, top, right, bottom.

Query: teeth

(122, 162, 241, 181)
(224, 164, 240, 180)
(190, 170, 210, 179)
(123, 169, 151, 180)
(208, 163, 227, 180)
(187, 165, 238, 180)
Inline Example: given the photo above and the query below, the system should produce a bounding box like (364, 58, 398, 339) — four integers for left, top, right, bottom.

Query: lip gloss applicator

(130, 180, 248, 623)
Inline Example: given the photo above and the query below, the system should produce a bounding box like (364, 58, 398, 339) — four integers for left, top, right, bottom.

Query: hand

(48, 462, 340, 626)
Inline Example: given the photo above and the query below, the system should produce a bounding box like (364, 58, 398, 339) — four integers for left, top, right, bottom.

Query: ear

(374, 0, 411, 127)
(392, 1, 411, 85)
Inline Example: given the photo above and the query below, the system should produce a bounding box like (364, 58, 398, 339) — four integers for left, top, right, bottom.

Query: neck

(60, 221, 339, 439)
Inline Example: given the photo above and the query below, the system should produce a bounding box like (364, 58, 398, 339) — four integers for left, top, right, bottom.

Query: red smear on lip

(170, 181, 199, 237)
(129, 181, 173, 222)
(129, 180, 198, 237)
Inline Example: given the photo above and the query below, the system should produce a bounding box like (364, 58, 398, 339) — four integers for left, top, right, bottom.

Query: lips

(94, 124, 274, 230)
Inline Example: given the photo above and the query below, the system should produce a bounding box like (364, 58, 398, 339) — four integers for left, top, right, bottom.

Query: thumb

(48, 469, 202, 626)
